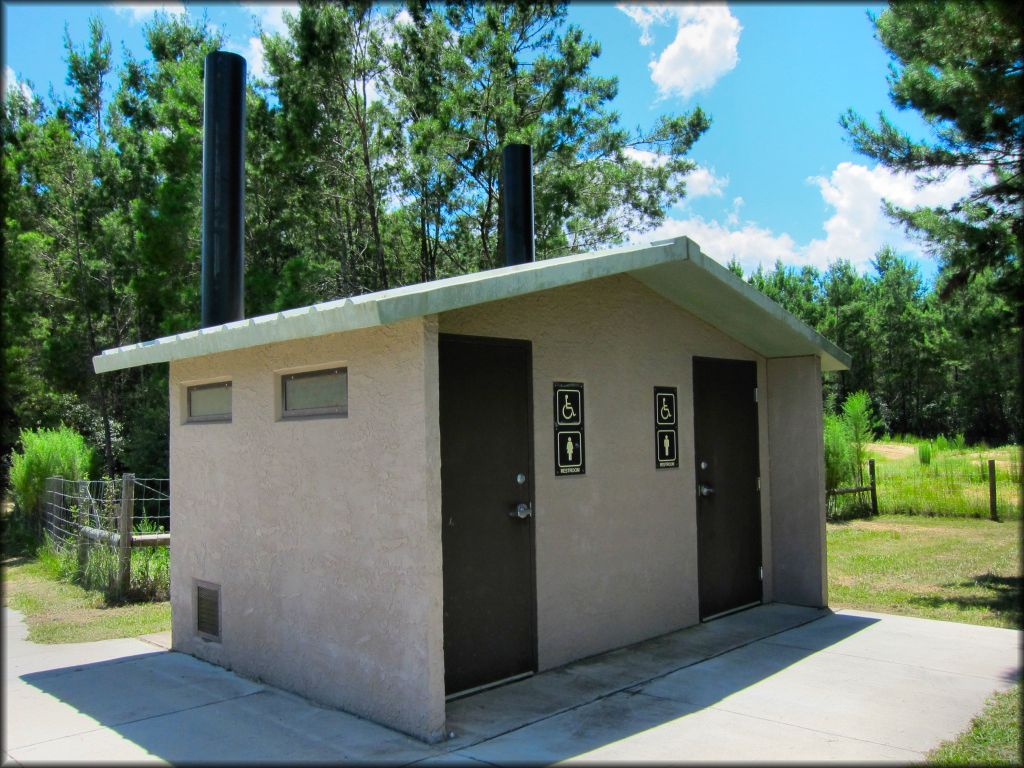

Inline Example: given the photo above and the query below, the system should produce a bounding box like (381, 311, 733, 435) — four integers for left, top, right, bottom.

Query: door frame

(438, 332, 539, 695)
(692, 355, 764, 622)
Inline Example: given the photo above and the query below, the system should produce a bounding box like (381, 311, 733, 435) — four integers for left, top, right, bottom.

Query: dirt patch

(867, 442, 916, 460)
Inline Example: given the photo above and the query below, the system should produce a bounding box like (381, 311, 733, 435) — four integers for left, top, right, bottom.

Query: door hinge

(756, 476, 761, 492)
(753, 387, 758, 403)
(759, 565, 763, 582)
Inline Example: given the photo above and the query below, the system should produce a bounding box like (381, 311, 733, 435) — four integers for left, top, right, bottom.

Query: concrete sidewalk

(3, 603, 1019, 764)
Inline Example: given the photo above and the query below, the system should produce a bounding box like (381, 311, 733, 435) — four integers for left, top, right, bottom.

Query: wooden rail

(827, 459, 879, 515)
(79, 526, 170, 548)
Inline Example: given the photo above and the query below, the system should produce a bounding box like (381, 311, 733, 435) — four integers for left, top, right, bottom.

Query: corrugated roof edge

(93, 237, 850, 373)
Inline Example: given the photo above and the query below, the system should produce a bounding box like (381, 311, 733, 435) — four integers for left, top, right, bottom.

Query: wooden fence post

(41, 477, 53, 541)
(988, 459, 998, 522)
(868, 459, 878, 516)
(118, 474, 135, 599)
(77, 481, 89, 572)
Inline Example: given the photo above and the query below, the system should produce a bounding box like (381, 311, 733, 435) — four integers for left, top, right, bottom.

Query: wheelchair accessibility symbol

(656, 392, 676, 426)
(556, 388, 582, 426)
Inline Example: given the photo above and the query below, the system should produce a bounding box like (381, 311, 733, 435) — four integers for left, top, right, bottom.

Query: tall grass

(36, 531, 169, 602)
(874, 443, 1020, 520)
(917, 441, 933, 466)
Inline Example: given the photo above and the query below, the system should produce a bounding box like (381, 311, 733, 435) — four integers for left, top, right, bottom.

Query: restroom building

(93, 236, 849, 742)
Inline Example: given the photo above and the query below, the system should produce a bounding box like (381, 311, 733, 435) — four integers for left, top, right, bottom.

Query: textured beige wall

(169, 316, 445, 742)
(766, 355, 828, 607)
(440, 274, 772, 669)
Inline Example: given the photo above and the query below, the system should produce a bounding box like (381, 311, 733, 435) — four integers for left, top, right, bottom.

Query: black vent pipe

(200, 51, 247, 328)
(502, 144, 535, 266)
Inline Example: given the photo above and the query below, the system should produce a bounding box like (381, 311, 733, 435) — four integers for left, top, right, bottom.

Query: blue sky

(3, 2, 973, 282)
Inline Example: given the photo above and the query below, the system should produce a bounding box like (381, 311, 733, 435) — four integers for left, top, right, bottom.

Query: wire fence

(42, 474, 170, 600)
(875, 454, 1020, 520)
(828, 453, 1020, 521)
(44, 476, 170, 547)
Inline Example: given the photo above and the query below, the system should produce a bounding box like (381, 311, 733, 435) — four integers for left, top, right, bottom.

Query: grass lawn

(828, 515, 1021, 629)
(928, 684, 1022, 765)
(2, 553, 170, 644)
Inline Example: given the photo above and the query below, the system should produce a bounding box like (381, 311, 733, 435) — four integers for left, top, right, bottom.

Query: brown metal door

(693, 357, 762, 620)
(439, 334, 536, 695)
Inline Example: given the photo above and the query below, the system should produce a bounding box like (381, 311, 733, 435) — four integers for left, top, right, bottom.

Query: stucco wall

(766, 355, 828, 607)
(440, 274, 772, 669)
(168, 316, 445, 742)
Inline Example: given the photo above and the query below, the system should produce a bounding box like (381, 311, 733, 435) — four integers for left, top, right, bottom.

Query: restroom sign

(654, 386, 679, 468)
(554, 382, 585, 475)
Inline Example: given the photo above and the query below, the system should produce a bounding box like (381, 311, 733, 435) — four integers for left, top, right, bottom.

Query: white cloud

(230, 4, 296, 81)
(617, 5, 663, 46)
(630, 162, 982, 276)
(618, 3, 741, 99)
(623, 147, 669, 168)
(623, 150, 727, 199)
(244, 3, 297, 36)
(640, 214, 799, 272)
(726, 196, 744, 226)
(243, 36, 267, 80)
(115, 2, 187, 23)
(802, 162, 979, 271)
(686, 166, 727, 198)
(3, 65, 33, 100)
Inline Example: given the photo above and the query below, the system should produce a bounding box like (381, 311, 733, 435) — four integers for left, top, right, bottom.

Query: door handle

(698, 483, 715, 497)
(510, 502, 533, 519)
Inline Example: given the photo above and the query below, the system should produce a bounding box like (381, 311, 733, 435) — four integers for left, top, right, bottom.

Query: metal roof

(92, 237, 850, 374)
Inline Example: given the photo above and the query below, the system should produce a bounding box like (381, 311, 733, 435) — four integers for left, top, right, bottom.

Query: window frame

(280, 366, 348, 420)
(186, 381, 232, 423)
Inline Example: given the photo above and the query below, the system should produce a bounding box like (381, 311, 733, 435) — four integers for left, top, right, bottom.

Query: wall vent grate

(196, 583, 221, 640)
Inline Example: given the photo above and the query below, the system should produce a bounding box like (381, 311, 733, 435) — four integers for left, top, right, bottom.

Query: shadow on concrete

(17, 649, 441, 764)
(16, 609, 882, 764)
(440, 608, 882, 762)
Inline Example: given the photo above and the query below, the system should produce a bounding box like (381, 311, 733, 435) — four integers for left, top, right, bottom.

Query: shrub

(841, 391, 877, 485)
(952, 433, 967, 451)
(824, 414, 855, 492)
(8, 426, 94, 521)
(918, 441, 933, 466)
(935, 434, 949, 452)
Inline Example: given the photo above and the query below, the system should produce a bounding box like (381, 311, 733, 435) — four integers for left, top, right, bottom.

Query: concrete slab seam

(762, 638, 1023, 684)
(630, 689, 926, 758)
(404, 754, 500, 767)
(436, 608, 831, 755)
